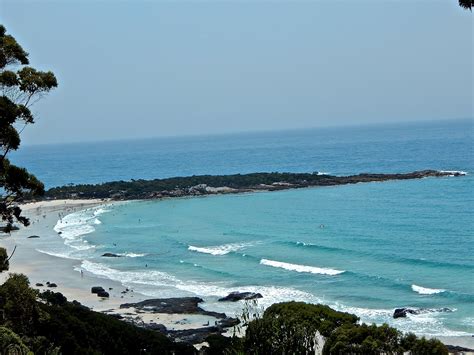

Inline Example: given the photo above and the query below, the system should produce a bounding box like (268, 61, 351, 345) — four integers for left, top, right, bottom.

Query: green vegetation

(203, 302, 448, 355)
(0, 24, 456, 355)
(44, 170, 454, 200)
(0, 273, 450, 354)
(0, 274, 195, 354)
(0, 24, 57, 233)
(459, 0, 472, 10)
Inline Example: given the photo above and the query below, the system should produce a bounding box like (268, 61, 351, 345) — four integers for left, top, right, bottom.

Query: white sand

(0, 199, 220, 331)
(0, 199, 472, 350)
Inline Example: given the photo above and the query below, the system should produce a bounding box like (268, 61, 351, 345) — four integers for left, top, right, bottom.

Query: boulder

(120, 297, 226, 319)
(393, 307, 454, 318)
(218, 291, 263, 302)
(47, 283, 57, 288)
(393, 308, 414, 318)
(167, 326, 220, 344)
(91, 286, 105, 294)
(28, 235, 40, 238)
(217, 317, 240, 328)
(97, 291, 109, 298)
(102, 253, 121, 257)
(35, 283, 44, 287)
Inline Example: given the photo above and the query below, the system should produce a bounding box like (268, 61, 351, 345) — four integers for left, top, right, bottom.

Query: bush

(0, 326, 32, 355)
(244, 302, 358, 354)
(0, 248, 8, 272)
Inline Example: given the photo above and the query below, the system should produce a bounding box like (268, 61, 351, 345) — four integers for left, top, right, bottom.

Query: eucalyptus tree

(0, 25, 57, 269)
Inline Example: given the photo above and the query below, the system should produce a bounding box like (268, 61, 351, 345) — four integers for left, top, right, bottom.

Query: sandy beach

(0, 199, 223, 335)
(0, 199, 472, 351)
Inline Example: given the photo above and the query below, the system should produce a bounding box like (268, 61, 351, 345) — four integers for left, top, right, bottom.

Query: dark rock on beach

(91, 286, 105, 294)
(102, 253, 121, 257)
(120, 297, 226, 318)
(120, 297, 241, 344)
(47, 283, 57, 288)
(28, 235, 40, 238)
(97, 291, 109, 298)
(218, 291, 263, 302)
(35, 283, 44, 287)
(217, 317, 240, 328)
(167, 326, 221, 344)
(393, 307, 453, 319)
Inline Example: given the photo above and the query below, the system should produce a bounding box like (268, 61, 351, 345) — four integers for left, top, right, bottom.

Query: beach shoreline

(0, 199, 472, 350)
(0, 199, 229, 337)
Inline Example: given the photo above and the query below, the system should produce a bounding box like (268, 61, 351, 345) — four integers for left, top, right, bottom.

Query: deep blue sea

(13, 119, 474, 336)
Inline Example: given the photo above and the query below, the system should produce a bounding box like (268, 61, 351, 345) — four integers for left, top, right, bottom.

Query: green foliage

(44, 170, 450, 201)
(204, 334, 244, 355)
(34, 296, 195, 354)
(0, 274, 195, 354)
(202, 301, 449, 355)
(0, 326, 32, 355)
(323, 323, 403, 355)
(459, 0, 472, 10)
(400, 333, 448, 355)
(0, 247, 8, 271)
(0, 274, 40, 335)
(323, 324, 449, 355)
(0, 24, 57, 234)
(244, 302, 358, 354)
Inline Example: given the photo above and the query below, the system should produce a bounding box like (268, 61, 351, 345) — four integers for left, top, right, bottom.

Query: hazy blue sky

(1, 0, 472, 144)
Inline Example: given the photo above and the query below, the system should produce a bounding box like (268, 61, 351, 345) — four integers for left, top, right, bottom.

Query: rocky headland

(43, 170, 465, 201)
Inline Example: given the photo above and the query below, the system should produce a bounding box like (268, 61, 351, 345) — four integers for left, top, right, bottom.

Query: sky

(1, 0, 473, 145)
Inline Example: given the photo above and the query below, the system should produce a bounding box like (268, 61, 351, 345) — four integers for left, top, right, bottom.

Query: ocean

(12, 119, 474, 336)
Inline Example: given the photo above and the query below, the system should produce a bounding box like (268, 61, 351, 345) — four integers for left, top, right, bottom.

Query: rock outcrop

(218, 291, 263, 302)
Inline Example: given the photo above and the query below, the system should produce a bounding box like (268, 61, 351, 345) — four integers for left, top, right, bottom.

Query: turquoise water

(14, 119, 473, 336)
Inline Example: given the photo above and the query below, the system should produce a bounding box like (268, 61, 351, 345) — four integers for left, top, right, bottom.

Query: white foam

(118, 252, 147, 258)
(93, 208, 111, 216)
(317, 172, 330, 176)
(260, 259, 344, 276)
(412, 284, 446, 295)
(77, 260, 469, 336)
(79, 260, 178, 286)
(331, 303, 469, 337)
(78, 260, 320, 309)
(53, 205, 110, 251)
(440, 170, 468, 176)
(188, 242, 253, 256)
(36, 249, 81, 260)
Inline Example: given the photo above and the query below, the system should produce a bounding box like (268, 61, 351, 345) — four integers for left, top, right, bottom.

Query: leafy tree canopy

(0, 24, 57, 240)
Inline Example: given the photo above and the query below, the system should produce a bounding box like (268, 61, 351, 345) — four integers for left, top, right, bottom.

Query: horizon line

(22, 116, 473, 148)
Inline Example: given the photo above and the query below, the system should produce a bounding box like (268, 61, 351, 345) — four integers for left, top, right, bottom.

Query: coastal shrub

(0, 274, 195, 354)
(244, 302, 358, 354)
(323, 323, 403, 354)
(39, 290, 68, 306)
(323, 323, 448, 355)
(400, 333, 448, 355)
(35, 298, 196, 354)
(0, 248, 8, 272)
(0, 326, 32, 355)
(204, 334, 244, 355)
(0, 273, 41, 335)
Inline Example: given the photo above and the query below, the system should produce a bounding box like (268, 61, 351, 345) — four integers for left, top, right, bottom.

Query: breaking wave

(188, 242, 254, 255)
(260, 259, 344, 276)
(53, 205, 111, 251)
(412, 284, 446, 295)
